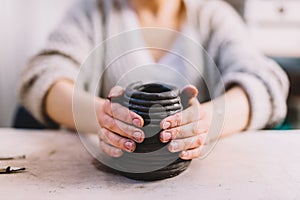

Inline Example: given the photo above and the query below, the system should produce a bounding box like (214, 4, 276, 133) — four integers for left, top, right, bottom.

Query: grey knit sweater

(19, 0, 289, 129)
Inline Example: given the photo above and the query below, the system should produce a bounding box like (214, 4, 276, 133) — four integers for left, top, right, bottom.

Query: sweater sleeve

(18, 0, 97, 127)
(202, 1, 289, 130)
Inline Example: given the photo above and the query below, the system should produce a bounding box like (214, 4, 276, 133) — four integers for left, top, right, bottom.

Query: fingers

(102, 99, 144, 128)
(99, 128, 136, 154)
(99, 129, 206, 159)
(99, 140, 123, 158)
(105, 86, 144, 127)
(180, 147, 202, 160)
(99, 114, 144, 143)
(162, 85, 201, 130)
(160, 101, 205, 130)
(160, 120, 209, 143)
(168, 134, 207, 153)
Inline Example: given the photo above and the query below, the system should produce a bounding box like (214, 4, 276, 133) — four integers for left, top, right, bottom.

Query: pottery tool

(0, 166, 26, 174)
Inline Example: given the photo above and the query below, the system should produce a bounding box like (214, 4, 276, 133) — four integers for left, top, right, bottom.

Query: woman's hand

(97, 86, 145, 158)
(159, 85, 209, 160)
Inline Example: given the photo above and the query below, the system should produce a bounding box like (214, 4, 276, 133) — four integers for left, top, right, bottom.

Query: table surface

(1, 128, 300, 200)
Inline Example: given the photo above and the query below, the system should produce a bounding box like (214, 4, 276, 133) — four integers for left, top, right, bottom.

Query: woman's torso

(97, 0, 210, 102)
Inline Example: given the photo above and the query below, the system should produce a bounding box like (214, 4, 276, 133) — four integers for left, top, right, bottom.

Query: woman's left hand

(159, 85, 209, 160)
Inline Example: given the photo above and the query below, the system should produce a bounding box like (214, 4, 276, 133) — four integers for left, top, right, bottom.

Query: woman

(19, 0, 289, 160)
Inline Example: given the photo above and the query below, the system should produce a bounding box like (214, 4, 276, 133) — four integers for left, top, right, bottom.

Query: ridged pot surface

(111, 82, 191, 181)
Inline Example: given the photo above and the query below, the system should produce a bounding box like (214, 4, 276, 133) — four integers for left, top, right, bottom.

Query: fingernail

(125, 141, 135, 152)
(133, 118, 141, 127)
(162, 121, 171, 129)
(181, 151, 189, 158)
(133, 131, 143, 142)
(161, 131, 171, 142)
(170, 141, 179, 152)
(113, 149, 122, 157)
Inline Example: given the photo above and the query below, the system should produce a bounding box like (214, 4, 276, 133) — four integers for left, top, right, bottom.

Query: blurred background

(0, 0, 73, 127)
(0, 0, 299, 129)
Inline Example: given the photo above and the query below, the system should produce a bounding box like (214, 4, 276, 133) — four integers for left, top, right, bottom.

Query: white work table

(1, 128, 300, 200)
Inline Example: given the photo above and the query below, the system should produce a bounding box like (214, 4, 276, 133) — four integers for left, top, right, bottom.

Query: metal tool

(0, 155, 27, 174)
(0, 166, 26, 174)
(0, 155, 26, 161)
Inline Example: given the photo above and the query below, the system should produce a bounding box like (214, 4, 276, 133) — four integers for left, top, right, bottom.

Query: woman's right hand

(97, 86, 145, 157)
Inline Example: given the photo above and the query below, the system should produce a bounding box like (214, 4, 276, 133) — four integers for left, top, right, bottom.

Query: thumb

(180, 85, 198, 108)
(107, 86, 125, 99)
(107, 86, 125, 104)
(181, 85, 198, 98)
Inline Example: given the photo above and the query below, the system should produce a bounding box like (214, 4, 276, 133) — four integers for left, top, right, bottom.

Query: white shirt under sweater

(101, 3, 206, 98)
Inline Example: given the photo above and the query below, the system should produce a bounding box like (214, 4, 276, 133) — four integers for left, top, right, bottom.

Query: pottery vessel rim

(125, 82, 180, 100)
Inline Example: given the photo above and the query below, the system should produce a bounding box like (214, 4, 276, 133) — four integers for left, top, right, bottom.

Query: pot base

(119, 159, 192, 181)
(108, 82, 192, 181)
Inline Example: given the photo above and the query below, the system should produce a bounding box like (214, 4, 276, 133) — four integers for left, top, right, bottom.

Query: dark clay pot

(112, 82, 191, 181)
